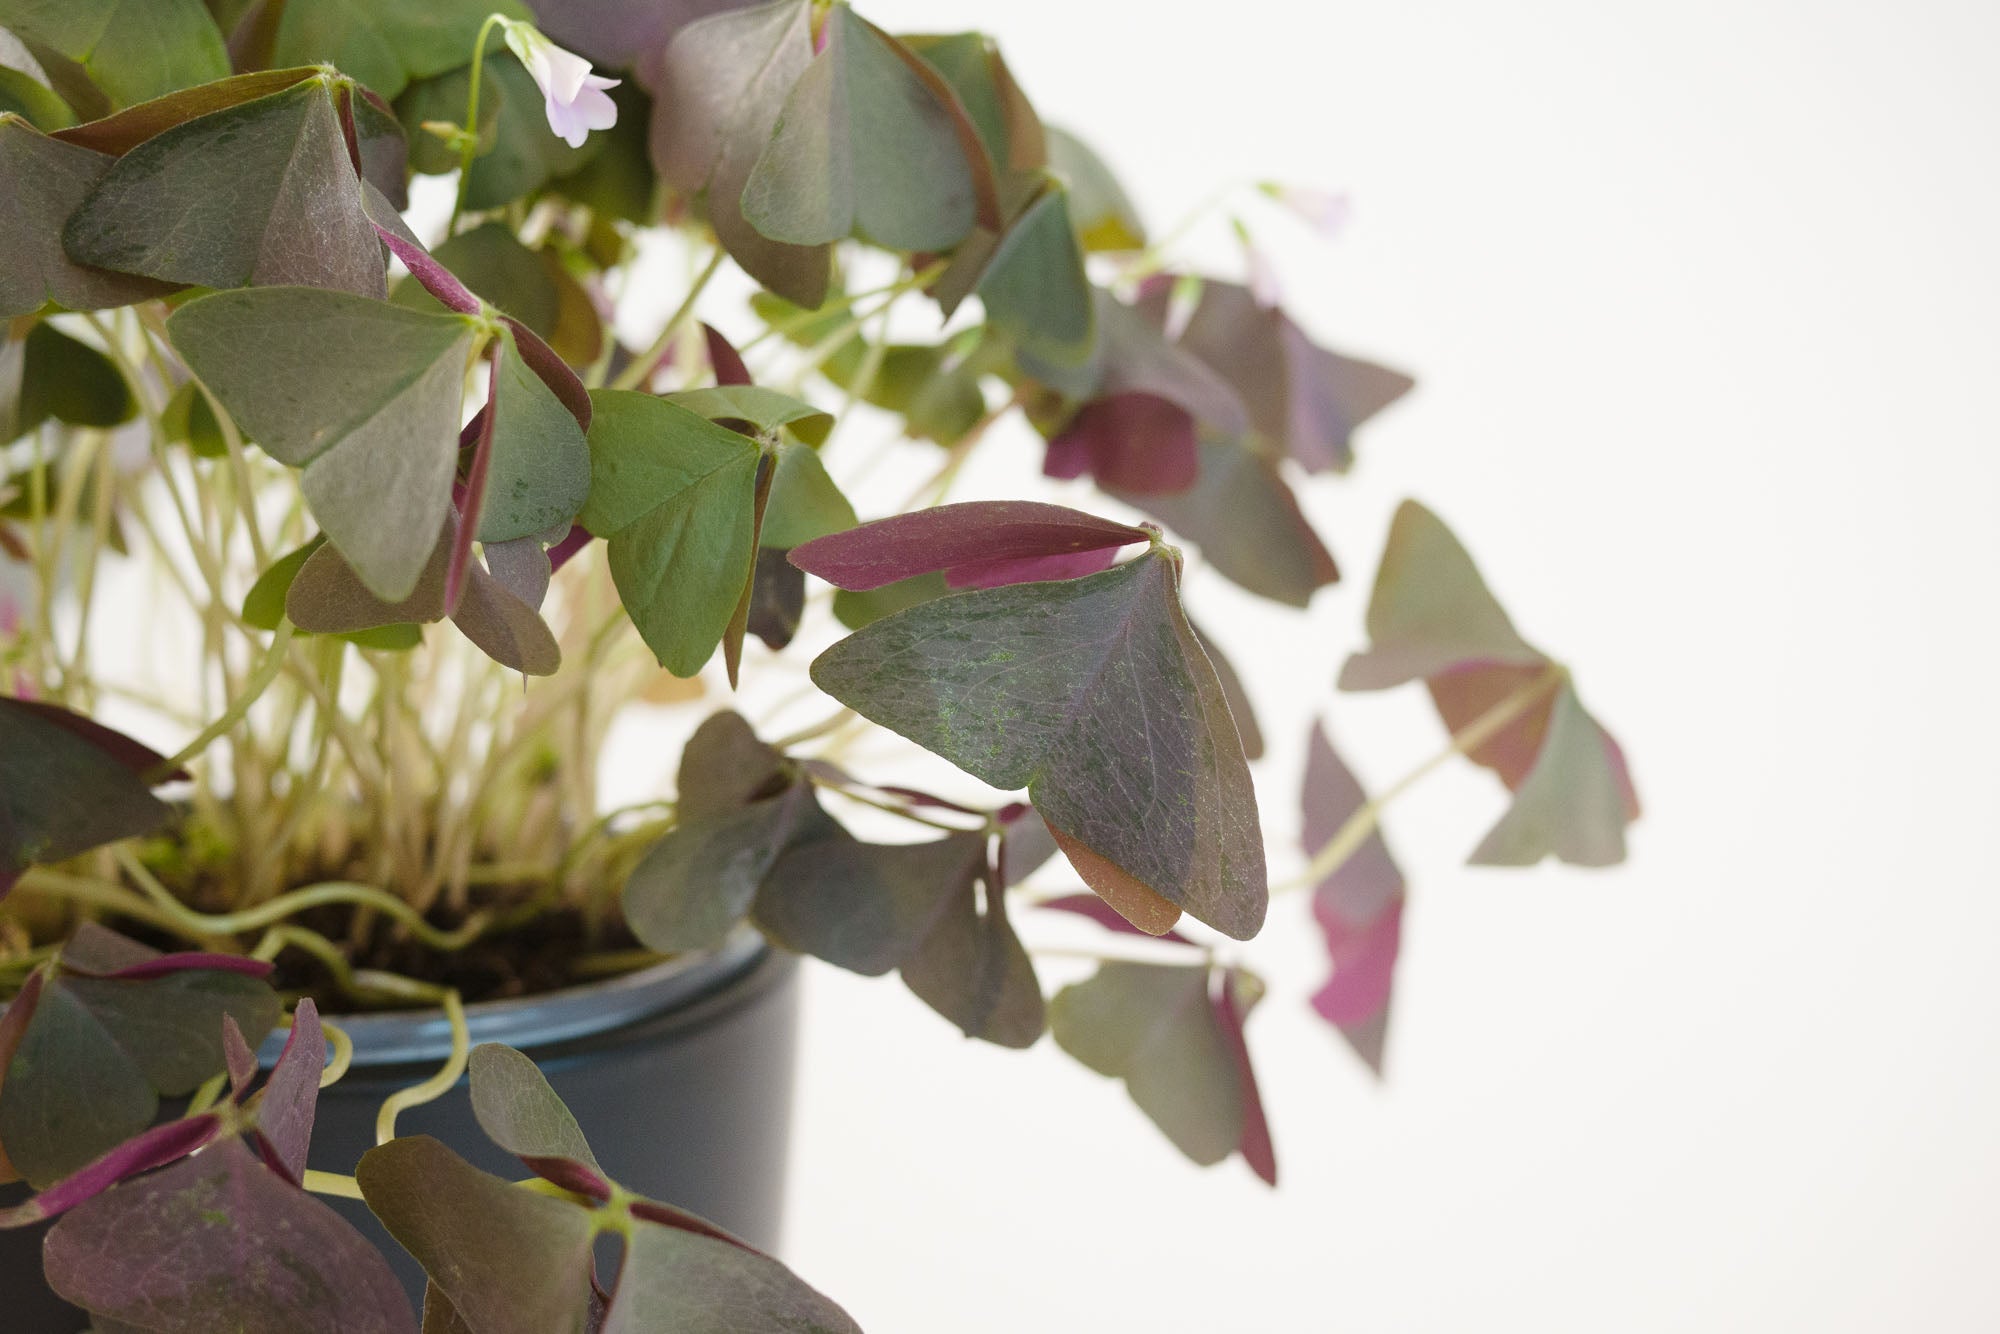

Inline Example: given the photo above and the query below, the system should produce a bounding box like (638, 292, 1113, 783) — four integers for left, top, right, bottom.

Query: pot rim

(254, 928, 769, 1067)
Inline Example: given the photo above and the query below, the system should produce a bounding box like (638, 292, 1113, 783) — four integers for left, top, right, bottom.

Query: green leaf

(830, 570, 947, 631)
(63, 77, 385, 298)
(759, 439, 854, 548)
(242, 537, 323, 629)
(0, 928, 280, 1186)
(50, 65, 319, 155)
(358, 1136, 598, 1334)
(741, 3, 983, 252)
(809, 550, 1267, 940)
(973, 184, 1093, 365)
(0, 115, 171, 318)
(1050, 961, 1243, 1165)
(161, 378, 226, 456)
(480, 323, 590, 542)
(906, 31, 1045, 176)
(1045, 125, 1145, 251)
(269, 0, 530, 101)
(401, 56, 599, 211)
(603, 1212, 861, 1333)
(0, 700, 175, 900)
(626, 779, 831, 954)
(167, 286, 477, 600)
(467, 1044, 603, 1180)
(579, 389, 762, 676)
(663, 384, 831, 445)
(1108, 436, 1338, 608)
(0, 0, 228, 108)
(653, 0, 829, 307)
(759, 827, 1045, 1047)
(0, 29, 74, 128)
(9, 321, 134, 435)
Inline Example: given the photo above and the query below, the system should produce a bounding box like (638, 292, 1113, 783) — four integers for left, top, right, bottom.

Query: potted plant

(0, 0, 1640, 1329)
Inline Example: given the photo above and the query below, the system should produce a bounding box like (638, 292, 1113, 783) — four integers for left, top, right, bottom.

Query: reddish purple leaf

(704, 322, 752, 386)
(253, 998, 325, 1186)
(81, 952, 276, 981)
(627, 1197, 762, 1254)
(1214, 968, 1277, 1187)
(373, 221, 480, 315)
(1036, 893, 1195, 946)
(1044, 392, 1199, 494)
(466, 1044, 609, 1198)
(222, 1017, 258, 1097)
(1302, 721, 1406, 1073)
(0, 1113, 222, 1228)
(548, 524, 594, 571)
(447, 358, 502, 615)
(503, 315, 592, 432)
(0, 967, 45, 1183)
(790, 501, 1151, 591)
(947, 546, 1123, 589)
(46, 1137, 416, 1333)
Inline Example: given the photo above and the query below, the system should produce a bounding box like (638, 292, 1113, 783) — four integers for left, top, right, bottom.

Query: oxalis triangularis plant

(0, 0, 1641, 1328)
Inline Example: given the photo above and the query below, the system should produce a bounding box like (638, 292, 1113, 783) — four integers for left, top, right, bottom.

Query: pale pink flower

(1258, 182, 1352, 239)
(501, 21, 619, 149)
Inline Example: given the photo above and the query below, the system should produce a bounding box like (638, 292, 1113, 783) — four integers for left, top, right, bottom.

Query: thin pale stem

(608, 246, 727, 391)
(375, 988, 467, 1144)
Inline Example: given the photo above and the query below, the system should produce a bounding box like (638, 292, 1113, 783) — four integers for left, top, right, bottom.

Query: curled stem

(374, 988, 468, 1145)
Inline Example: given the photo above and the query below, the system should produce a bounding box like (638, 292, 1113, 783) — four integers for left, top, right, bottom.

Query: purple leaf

(601, 1212, 862, 1333)
(703, 322, 752, 386)
(946, 546, 1123, 589)
(547, 524, 594, 571)
(0, 698, 180, 899)
(1044, 392, 1199, 494)
(46, 1137, 415, 1333)
(503, 315, 592, 432)
(253, 998, 325, 1186)
(0, 1113, 221, 1229)
(81, 952, 276, 981)
(1302, 721, 1406, 1074)
(222, 1017, 258, 1098)
(997, 804, 1059, 888)
(626, 1197, 761, 1253)
(789, 500, 1151, 591)
(447, 354, 502, 615)
(1213, 967, 1277, 1187)
(1036, 893, 1194, 946)
(374, 220, 480, 314)
(0, 967, 44, 1183)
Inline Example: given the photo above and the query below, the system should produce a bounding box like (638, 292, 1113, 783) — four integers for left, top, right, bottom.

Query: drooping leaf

(579, 389, 763, 675)
(1050, 962, 1246, 1167)
(970, 185, 1093, 365)
(161, 378, 227, 456)
(468, 1043, 609, 1196)
(0, 0, 229, 108)
(358, 1135, 605, 1334)
(1189, 618, 1263, 761)
(1169, 277, 1413, 474)
(0, 966, 41, 1183)
(485, 534, 553, 609)
(268, 0, 531, 101)
(1214, 967, 1276, 1186)
(349, 82, 411, 209)
(46, 1136, 416, 1333)
(997, 804, 1059, 887)
(0, 925, 279, 1186)
(653, 0, 829, 307)
(1109, 436, 1338, 607)
(831, 569, 947, 631)
(0, 697, 177, 900)
(790, 500, 1150, 591)
(740, 3, 990, 253)
(168, 286, 478, 599)
(1338, 501, 1639, 865)
(7, 321, 135, 437)
(1044, 391, 1196, 495)
(1044, 125, 1144, 251)
(1301, 721, 1403, 1072)
(0, 115, 172, 317)
(601, 1211, 861, 1334)
(477, 323, 592, 543)
(0, 1107, 223, 1227)
(64, 75, 384, 298)
(905, 31, 1043, 176)
(746, 546, 806, 649)
(810, 550, 1267, 939)
(252, 996, 325, 1184)
(623, 724, 828, 954)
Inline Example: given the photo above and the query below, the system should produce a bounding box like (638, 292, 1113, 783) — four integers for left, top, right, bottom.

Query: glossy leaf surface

(64, 77, 384, 298)
(810, 550, 1266, 939)
(168, 286, 477, 600)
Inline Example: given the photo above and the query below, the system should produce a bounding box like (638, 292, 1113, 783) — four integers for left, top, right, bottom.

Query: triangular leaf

(0, 0, 228, 108)
(1468, 680, 1636, 868)
(602, 1212, 861, 1333)
(168, 286, 477, 600)
(0, 697, 177, 900)
(579, 389, 762, 675)
(653, 0, 830, 307)
(479, 322, 591, 543)
(468, 1043, 609, 1196)
(46, 1137, 416, 1333)
(809, 550, 1267, 939)
(741, 3, 986, 253)
(974, 185, 1093, 365)
(51, 65, 319, 155)
(64, 76, 385, 297)
(1044, 392, 1197, 494)
(1301, 721, 1404, 1073)
(0, 115, 171, 318)
(625, 779, 831, 954)
(253, 996, 325, 1185)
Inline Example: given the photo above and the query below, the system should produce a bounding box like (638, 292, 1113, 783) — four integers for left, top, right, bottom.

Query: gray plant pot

(0, 933, 799, 1330)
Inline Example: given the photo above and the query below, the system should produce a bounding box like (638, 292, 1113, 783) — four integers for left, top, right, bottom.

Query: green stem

(375, 989, 467, 1144)
(608, 247, 727, 392)
(146, 622, 297, 782)
(448, 12, 511, 235)
(1281, 663, 1568, 894)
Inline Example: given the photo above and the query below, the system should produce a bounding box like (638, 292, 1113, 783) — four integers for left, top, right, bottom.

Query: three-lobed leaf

(810, 549, 1267, 939)
(0, 115, 171, 318)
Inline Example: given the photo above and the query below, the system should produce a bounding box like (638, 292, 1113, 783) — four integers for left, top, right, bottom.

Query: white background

(744, 1, 2000, 1330)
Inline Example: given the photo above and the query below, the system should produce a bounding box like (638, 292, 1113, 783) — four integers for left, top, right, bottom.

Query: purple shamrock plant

(0, 0, 1638, 1327)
